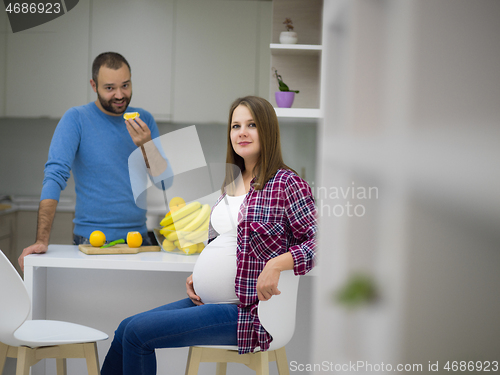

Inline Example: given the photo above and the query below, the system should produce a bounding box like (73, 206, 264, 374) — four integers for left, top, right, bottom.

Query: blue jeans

(100, 298, 238, 375)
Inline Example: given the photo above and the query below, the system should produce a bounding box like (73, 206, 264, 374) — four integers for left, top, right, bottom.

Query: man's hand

(18, 198, 57, 272)
(19, 242, 48, 272)
(186, 274, 203, 306)
(125, 117, 152, 147)
(126, 117, 168, 176)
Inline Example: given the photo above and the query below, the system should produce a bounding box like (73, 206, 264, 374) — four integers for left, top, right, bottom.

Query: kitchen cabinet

(4, 0, 90, 118)
(14, 210, 74, 275)
(0, 11, 7, 116)
(3, 0, 172, 120)
(269, 0, 323, 119)
(171, 0, 272, 124)
(0, 211, 16, 271)
(15, 210, 74, 250)
(1, 0, 272, 123)
(314, 0, 500, 370)
(88, 0, 175, 121)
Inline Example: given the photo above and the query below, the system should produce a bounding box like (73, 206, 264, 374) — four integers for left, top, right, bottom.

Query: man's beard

(97, 92, 132, 115)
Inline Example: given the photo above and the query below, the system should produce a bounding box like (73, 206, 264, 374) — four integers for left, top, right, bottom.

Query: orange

(123, 112, 140, 120)
(89, 230, 106, 247)
(169, 197, 186, 212)
(127, 231, 143, 248)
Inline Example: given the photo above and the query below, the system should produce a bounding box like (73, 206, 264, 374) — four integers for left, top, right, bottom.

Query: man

(18, 52, 172, 271)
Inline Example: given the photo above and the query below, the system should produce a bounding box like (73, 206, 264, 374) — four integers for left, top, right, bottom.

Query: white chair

(0, 249, 108, 375)
(185, 270, 300, 375)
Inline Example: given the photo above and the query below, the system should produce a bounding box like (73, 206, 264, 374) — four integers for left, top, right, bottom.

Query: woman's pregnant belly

(192, 234, 239, 304)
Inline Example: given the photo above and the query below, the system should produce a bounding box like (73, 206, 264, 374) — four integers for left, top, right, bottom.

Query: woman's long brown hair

(222, 96, 295, 193)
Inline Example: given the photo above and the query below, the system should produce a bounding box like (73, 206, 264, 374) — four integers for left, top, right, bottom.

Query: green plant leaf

(334, 273, 378, 308)
(275, 69, 299, 94)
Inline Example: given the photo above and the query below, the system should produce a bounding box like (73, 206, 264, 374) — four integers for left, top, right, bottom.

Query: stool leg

(185, 347, 202, 375)
(15, 347, 32, 375)
(254, 351, 269, 375)
(83, 343, 100, 375)
(56, 358, 67, 375)
(0, 343, 9, 374)
(215, 362, 227, 375)
(274, 347, 290, 375)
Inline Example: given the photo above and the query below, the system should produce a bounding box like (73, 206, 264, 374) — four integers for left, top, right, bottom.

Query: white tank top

(192, 194, 246, 304)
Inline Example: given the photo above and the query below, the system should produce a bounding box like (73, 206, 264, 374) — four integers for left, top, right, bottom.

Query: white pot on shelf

(280, 31, 298, 44)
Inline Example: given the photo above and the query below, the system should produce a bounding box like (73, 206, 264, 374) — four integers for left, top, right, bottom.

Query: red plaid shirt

(208, 169, 317, 354)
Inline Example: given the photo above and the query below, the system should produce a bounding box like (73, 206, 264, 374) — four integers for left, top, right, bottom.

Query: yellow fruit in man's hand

(127, 231, 143, 248)
(123, 112, 140, 120)
(89, 230, 106, 247)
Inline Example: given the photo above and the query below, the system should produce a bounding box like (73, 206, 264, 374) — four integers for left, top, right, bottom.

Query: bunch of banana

(159, 201, 210, 254)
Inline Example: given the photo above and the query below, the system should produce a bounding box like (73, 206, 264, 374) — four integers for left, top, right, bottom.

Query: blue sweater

(41, 102, 167, 242)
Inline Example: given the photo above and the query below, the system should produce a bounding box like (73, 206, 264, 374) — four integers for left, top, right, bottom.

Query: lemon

(89, 230, 106, 247)
(123, 112, 140, 120)
(180, 242, 198, 255)
(197, 242, 205, 253)
(127, 231, 143, 248)
(162, 239, 176, 252)
(169, 197, 186, 212)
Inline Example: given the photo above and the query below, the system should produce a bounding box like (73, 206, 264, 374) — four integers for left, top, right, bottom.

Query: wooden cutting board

(79, 244, 161, 255)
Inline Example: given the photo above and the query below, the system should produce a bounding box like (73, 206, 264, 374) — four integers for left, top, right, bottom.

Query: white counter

(23, 245, 314, 375)
(24, 244, 198, 272)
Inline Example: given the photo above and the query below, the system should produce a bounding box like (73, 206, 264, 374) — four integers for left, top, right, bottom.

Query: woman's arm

(284, 176, 317, 275)
(257, 174, 317, 301)
(257, 252, 294, 301)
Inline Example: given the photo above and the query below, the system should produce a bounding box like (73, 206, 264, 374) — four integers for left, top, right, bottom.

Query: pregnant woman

(101, 96, 316, 375)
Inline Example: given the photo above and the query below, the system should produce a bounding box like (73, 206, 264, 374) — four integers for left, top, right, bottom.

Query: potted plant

(280, 18, 298, 44)
(274, 69, 299, 108)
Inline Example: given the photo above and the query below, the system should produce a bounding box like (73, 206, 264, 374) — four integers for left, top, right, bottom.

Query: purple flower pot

(275, 91, 295, 108)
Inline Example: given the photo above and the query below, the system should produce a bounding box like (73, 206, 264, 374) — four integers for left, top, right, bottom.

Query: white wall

(313, 0, 500, 371)
(0, 0, 316, 200)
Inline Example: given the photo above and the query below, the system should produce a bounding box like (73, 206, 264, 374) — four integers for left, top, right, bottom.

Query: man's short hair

(92, 52, 131, 85)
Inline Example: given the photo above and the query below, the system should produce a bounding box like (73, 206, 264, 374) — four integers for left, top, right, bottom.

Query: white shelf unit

(270, 43, 322, 56)
(269, 0, 323, 117)
(313, 0, 500, 370)
(273, 107, 321, 119)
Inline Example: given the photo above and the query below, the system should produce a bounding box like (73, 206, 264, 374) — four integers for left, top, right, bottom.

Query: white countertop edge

(25, 258, 197, 272)
(24, 245, 317, 276)
(24, 245, 198, 272)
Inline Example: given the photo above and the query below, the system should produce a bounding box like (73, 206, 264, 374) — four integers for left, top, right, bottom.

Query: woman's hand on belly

(186, 274, 204, 305)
